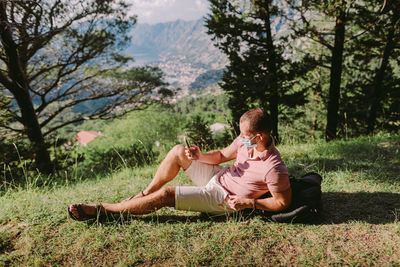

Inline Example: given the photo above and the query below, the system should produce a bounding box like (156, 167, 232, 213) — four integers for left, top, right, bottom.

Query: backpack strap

(271, 205, 310, 222)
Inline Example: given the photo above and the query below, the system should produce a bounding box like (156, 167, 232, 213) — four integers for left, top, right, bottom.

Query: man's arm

(185, 142, 237, 165)
(254, 188, 292, 211)
(226, 187, 292, 212)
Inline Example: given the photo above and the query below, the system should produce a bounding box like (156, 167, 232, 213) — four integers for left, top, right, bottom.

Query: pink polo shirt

(217, 137, 290, 198)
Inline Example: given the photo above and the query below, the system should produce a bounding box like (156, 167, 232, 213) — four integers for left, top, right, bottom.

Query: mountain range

(125, 19, 227, 94)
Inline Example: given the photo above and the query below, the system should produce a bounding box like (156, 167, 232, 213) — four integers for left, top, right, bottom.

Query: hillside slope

(0, 134, 399, 265)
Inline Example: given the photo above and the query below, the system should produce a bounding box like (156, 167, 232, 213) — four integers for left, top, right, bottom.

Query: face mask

(239, 136, 257, 148)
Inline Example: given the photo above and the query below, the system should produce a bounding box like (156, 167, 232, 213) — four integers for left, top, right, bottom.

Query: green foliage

(0, 137, 36, 185)
(173, 92, 231, 124)
(77, 107, 184, 173)
(79, 140, 156, 173)
(213, 128, 235, 148)
(49, 141, 84, 175)
(173, 94, 236, 149)
(204, 0, 399, 141)
(337, 0, 400, 136)
(288, 0, 400, 139)
(206, 0, 311, 140)
(279, 72, 327, 144)
(0, 0, 177, 173)
(183, 115, 214, 150)
(1, 105, 186, 186)
(0, 135, 85, 188)
(0, 92, 12, 127)
(103, 66, 172, 97)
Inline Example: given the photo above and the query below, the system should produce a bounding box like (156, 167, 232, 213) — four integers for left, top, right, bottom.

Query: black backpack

(259, 172, 323, 223)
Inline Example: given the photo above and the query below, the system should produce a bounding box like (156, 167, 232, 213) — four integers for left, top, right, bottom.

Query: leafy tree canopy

(0, 0, 174, 173)
(206, 0, 312, 140)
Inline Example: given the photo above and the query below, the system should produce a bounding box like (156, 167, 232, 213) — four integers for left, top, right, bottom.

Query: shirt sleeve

(265, 166, 290, 193)
(228, 136, 242, 153)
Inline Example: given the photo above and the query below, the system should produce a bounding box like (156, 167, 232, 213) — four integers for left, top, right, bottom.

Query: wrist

(196, 152, 204, 161)
(249, 199, 256, 209)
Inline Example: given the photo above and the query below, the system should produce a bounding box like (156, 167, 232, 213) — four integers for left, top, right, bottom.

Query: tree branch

(0, 123, 23, 133)
(34, 26, 113, 99)
(35, 71, 102, 114)
(40, 74, 162, 133)
(296, 5, 334, 50)
(39, 89, 123, 129)
(42, 103, 145, 137)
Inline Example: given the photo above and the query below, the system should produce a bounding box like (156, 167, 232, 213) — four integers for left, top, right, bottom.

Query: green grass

(0, 133, 399, 266)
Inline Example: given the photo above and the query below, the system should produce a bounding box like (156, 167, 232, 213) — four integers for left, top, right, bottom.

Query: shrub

(213, 128, 235, 148)
(80, 138, 157, 174)
(76, 107, 182, 173)
(0, 137, 37, 185)
(183, 114, 214, 150)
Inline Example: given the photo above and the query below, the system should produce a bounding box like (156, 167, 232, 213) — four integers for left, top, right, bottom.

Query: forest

(1, 0, 398, 180)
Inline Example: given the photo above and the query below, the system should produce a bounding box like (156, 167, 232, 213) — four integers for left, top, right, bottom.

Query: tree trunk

(264, 1, 280, 142)
(12, 86, 53, 173)
(0, 2, 52, 173)
(367, 13, 398, 134)
(325, 5, 346, 141)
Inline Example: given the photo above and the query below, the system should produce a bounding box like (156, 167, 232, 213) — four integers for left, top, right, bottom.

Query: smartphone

(184, 136, 190, 148)
(184, 136, 192, 156)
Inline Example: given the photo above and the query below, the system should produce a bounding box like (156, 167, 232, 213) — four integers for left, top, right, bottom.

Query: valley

(125, 19, 227, 95)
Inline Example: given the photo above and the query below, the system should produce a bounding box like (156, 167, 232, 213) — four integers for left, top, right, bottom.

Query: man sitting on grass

(68, 108, 292, 221)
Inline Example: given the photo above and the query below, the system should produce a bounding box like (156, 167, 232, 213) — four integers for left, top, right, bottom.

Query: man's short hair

(240, 108, 272, 134)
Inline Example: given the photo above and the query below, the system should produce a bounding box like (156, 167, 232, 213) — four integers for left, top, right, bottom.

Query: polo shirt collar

(248, 136, 275, 161)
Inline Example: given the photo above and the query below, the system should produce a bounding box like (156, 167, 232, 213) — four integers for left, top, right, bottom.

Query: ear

(259, 132, 270, 143)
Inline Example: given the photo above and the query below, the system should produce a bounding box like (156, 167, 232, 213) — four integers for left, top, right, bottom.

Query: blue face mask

(239, 136, 257, 148)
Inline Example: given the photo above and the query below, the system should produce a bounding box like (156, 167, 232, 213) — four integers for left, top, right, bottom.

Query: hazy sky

(127, 0, 210, 24)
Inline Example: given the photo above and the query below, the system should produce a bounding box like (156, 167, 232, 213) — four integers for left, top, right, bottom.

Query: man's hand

(184, 141, 237, 165)
(226, 195, 255, 211)
(185, 145, 201, 160)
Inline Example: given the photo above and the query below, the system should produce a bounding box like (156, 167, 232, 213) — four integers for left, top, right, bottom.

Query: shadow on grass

(90, 191, 400, 226)
(92, 210, 235, 225)
(289, 157, 400, 182)
(319, 191, 400, 224)
(287, 138, 400, 184)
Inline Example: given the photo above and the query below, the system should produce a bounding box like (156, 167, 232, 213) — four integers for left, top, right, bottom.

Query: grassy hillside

(0, 133, 399, 265)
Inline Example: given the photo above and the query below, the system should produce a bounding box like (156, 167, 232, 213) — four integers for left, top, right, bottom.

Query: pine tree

(206, 0, 309, 141)
(336, 0, 400, 135)
(289, 0, 400, 138)
(288, 0, 350, 140)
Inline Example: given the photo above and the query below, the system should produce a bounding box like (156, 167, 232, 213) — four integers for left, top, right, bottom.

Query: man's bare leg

(128, 145, 191, 199)
(69, 187, 176, 219)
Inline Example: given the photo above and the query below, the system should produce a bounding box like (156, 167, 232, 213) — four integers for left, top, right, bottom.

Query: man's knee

(159, 186, 176, 207)
(160, 186, 175, 197)
(171, 144, 191, 168)
(171, 144, 186, 158)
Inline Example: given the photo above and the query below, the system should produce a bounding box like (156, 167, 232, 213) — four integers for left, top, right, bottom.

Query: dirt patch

(0, 221, 25, 255)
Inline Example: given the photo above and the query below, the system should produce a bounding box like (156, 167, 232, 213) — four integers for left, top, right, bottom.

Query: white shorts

(175, 161, 234, 214)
